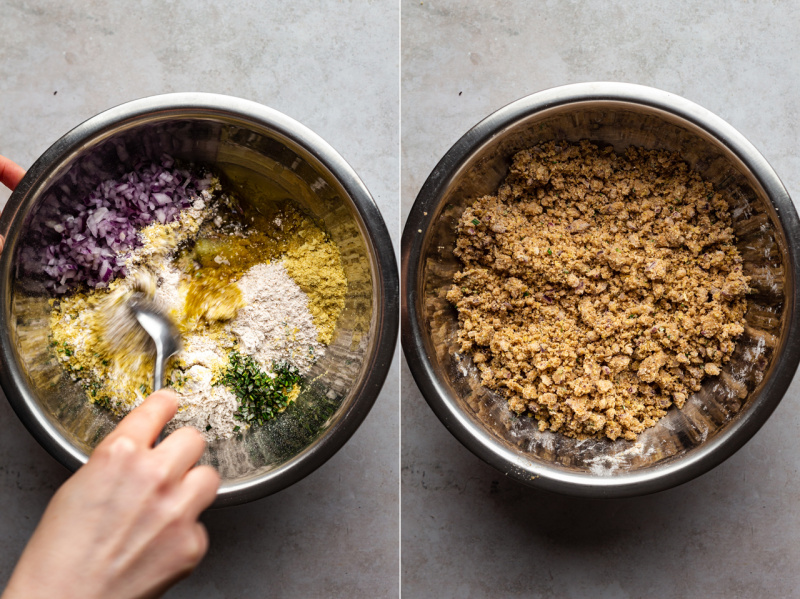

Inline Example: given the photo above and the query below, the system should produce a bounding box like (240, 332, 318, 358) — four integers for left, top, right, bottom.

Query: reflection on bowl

(0, 93, 398, 507)
(402, 82, 800, 497)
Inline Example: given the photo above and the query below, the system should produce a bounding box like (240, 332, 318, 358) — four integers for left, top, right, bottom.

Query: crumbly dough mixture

(446, 141, 749, 441)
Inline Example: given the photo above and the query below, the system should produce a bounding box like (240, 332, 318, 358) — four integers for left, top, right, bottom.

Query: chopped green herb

(219, 351, 302, 427)
(547, 248, 553, 256)
(471, 218, 480, 226)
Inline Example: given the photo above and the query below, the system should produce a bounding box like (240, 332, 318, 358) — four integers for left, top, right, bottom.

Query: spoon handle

(153, 346, 167, 446)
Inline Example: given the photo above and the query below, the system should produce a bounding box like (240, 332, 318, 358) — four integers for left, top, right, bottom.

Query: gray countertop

(6, 0, 800, 596)
(0, 2, 399, 597)
(402, 2, 800, 597)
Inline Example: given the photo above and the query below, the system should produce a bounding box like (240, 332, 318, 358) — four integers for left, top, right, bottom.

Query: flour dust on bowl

(401, 82, 800, 497)
(0, 93, 398, 507)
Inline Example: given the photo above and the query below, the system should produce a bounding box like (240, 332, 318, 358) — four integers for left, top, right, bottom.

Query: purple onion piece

(37, 156, 207, 293)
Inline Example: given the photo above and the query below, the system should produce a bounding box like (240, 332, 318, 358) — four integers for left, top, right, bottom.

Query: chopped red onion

(35, 155, 209, 293)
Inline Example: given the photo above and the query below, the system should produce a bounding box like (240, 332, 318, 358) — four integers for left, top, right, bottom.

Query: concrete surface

(0, 1, 398, 598)
(402, 1, 800, 597)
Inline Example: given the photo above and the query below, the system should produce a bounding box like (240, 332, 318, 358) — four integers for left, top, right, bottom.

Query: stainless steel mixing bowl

(0, 93, 398, 507)
(402, 82, 800, 497)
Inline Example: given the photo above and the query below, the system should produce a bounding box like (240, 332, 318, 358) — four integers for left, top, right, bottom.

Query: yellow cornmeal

(49, 286, 152, 410)
(48, 195, 347, 414)
(282, 384, 301, 412)
(284, 226, 347, 345)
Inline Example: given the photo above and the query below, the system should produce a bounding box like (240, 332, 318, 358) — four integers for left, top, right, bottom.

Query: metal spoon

(129, 295, 181, 445)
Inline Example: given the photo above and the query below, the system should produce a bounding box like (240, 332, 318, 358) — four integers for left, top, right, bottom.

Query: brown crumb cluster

(446, 141, 749, 441)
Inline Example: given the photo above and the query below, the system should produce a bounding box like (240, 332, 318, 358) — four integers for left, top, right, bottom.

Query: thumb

(0, 155, 26, 254)
(0, 156, 25, 191)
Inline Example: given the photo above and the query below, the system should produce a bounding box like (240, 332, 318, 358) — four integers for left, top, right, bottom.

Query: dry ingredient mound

(283, 226, 347, 345)
(231, 261, 325, 373)
(447, 141, 749, 441)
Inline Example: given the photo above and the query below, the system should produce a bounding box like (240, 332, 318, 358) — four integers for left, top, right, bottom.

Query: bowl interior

(8, 111, 379, 496)
(414, 100, 790, 482)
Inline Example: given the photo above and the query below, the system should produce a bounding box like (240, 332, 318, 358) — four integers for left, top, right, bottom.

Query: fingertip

(187, 522, 211, 566)
(178, 465, 220, 518)
(188, 464, 221, 501)
(175, 425, 207, 451)
(198, 464, 221, 488)
(0, 156, 25, 191)
(196, 522, 210, 554)
(146, 389, 179, 415)
(148, 388, 178, 402)
(106, 389, 180, 447)
(155, 426, 207, 475)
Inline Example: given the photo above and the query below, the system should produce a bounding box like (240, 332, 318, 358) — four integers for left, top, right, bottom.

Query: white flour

(163, 260, 322, 441)
(231, 261, 325, 374)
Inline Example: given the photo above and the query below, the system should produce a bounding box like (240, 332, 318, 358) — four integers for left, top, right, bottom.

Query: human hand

(0, 154, 25, 252)
(2, 391, 220, 599)
(0, 155, 24, 192)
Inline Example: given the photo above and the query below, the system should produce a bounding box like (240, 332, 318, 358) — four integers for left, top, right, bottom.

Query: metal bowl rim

(0, 92, 399, 507)
(401, 81, 800, 498)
